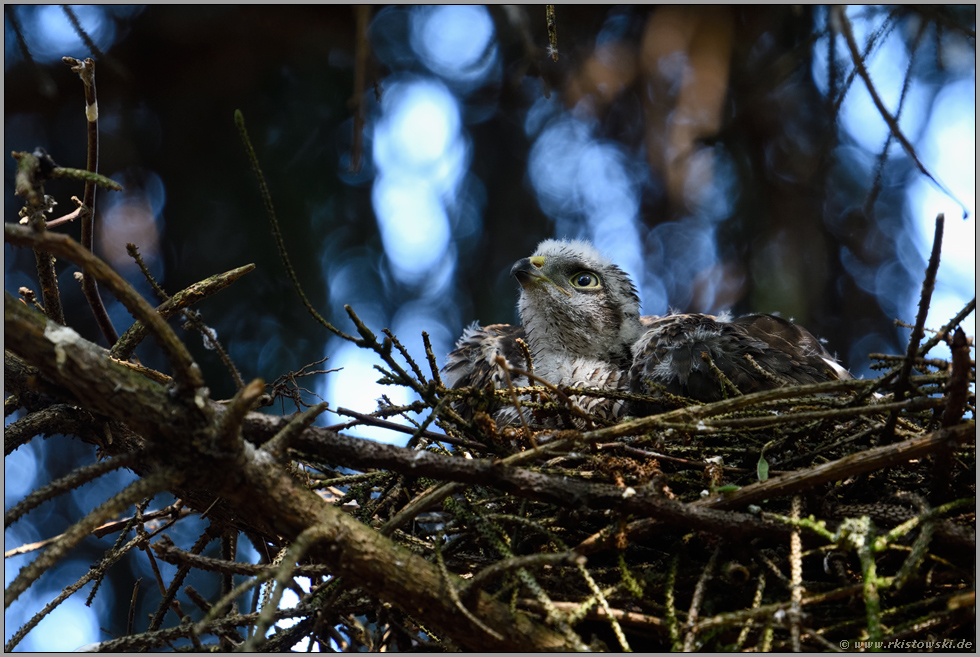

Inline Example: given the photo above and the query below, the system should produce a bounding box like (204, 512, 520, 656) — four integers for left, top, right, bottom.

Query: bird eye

(569, 271, 600, 289)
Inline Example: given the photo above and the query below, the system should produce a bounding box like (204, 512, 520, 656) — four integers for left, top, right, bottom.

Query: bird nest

(284, 293, 975, 652)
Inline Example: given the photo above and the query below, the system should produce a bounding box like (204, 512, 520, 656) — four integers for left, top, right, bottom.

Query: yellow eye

(569, 271, 601, 289)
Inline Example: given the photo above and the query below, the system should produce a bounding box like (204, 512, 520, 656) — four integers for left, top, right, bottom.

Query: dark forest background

(4, 5, 975, 651)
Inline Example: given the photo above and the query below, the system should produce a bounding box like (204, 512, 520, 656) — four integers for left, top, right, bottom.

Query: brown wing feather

(628, 313, 850, 415)
(730, 314, 851, 383)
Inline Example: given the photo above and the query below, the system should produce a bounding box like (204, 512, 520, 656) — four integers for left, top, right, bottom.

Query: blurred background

(4, 5, 975, 651)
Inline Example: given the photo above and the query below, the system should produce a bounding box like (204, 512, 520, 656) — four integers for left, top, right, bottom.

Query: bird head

(512, 239, 643, 364)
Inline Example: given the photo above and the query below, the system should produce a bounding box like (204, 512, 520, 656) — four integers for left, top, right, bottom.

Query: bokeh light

(12, 5, 114, 65)
(372, 78, 464, 283)
(410, 5, 497, 86)
(906, 76, 976, 360)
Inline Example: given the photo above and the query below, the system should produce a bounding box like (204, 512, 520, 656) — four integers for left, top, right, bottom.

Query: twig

(593, 387, 942, 437)
(383, 328, 427, 384)
(287, 425, 794, 541)
(691, 583, 865, 632)
(95, 607, 313, 652)
(665, 552, 682, 650)
(214, 379, 265, 454)
(496, 355, 535, 444)
(4, 468, 177, 609)
(380, 481, 464, 537)
(350, 5, 370, 173)
(521, 598, 665, 630)
(234, 110, 348, 338)
(918, 296, 976, 357)
(61, 6, 107, 60)
(682, 545, 720, 651)
(4, 531, 146, 651)
(869, 353, 962, 371)
(16, 287, 44, 315)
(700, 351, 742, 395)
(734, 572, 767, 650)
(338, 305, 475, 433)
(831, 8, 899, 115)
(834, 8, 968, 217)
(267, 355, 335, 411)
(49, 166, 122, 190)
(686, 396, 943, 431)
(86, 498, 149, 607)
(467, 551, 584, 602)
(942, 327, 970, 429)
(4, 453, 137, 529)
(45, 196, 84, 228)
(699, 423, 974, 510)
(881, 214, 944, 442)
(898, 214, 945, 397)
(152, 539, 332, 578)
(4, 6, 56, 97)
(788, 497, 803, 652)
(330, 407, 483, 449)
(133, 246, 246, 390)
(4, 504, 187, 559)
(12, 149, 65, 325)
(546, 5, 559, 61)
(220, 530, 237, 612)
(934, 327, 971, 501)
(422, 331, 444, 387)
(147, 528, 216, 632)
(63, 56, 119, 346)
(260, 402, 330, 461)
(8, 512, 170, 561)
(127, 242, 168, 301)
(128, 579, 141, 638)
(110, 262, 255, 361)
(3, 403, 102, 456)
(108, 355, 172, 384)
(241, 524, 336, 651)
(864, 17, 928, 217)
(434, 530, 505, 642)
(584, 377, 880, 441)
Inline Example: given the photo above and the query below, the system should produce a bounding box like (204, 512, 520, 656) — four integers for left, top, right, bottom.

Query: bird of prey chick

(442, 239, 851, 427)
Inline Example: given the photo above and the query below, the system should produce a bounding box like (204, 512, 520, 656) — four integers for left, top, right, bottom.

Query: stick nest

(291, 300, 975, 651)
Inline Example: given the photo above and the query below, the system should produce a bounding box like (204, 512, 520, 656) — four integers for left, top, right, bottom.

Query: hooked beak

(511, 256, 547, 288)
(511, 256, 571, 296)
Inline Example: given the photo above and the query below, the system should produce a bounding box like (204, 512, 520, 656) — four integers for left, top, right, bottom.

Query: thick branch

(266, 420, 793, 541)
(4, 287, 568, 650)
(5, 293, 202, 440)
(5, 224, 204, 391)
